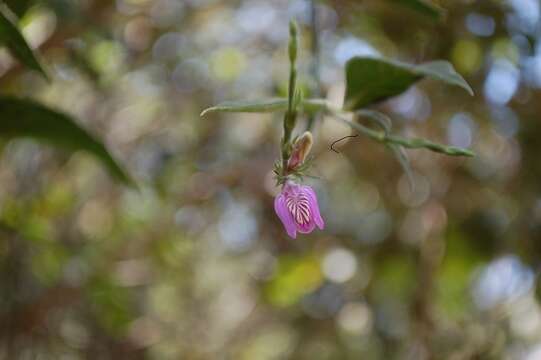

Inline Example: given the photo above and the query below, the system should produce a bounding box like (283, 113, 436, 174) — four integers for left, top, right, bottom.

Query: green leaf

(344, 57, 473, 110)
(201, 98, 288, 117)
(392, 0, 445, 20)
(0, 97, 133, 186)
(0, 4, 49, 80)
(200, 98, 330, 117)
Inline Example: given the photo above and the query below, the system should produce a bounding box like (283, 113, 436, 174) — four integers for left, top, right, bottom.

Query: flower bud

(287, 131, 313, 171)
(288, 21, 298, 64)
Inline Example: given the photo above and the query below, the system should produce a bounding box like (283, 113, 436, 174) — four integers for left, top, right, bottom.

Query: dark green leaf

(4, 0, 36, 17)
(392, 0, 445, 20)
(0, 97, 133, 186)
(0, 4, 49, 80)
(344, 57, 473, 110)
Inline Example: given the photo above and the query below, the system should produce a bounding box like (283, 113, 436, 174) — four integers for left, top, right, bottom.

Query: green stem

(281, 21, 299, 176)
(337, 114, 473, 157)
(306, 0, 321, 132)
(312, 100, 475, 157)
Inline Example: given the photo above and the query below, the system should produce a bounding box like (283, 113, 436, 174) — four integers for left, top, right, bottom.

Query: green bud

(293, 88, 303, 109)
(288, 20, 298, 64)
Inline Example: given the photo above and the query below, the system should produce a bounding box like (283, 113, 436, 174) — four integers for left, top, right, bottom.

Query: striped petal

(303, 185, 324, 230)
(274, 193, 297, 238)
(275, 181, 324, 237)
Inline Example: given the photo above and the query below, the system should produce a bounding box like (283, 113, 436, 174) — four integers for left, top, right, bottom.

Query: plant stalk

(281, 21, 299, 176)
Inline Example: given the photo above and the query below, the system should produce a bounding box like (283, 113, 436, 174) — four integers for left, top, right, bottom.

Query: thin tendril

(330, 134, 358, 153)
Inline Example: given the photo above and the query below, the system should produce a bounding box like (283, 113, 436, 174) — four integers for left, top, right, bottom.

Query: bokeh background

(1, 0, 541, 358)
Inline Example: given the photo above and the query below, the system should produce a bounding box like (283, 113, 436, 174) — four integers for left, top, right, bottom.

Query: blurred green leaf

(0, 4, 49, 80)
(201, 98, 329, 117)
(392, 0, 445, 20)
(344, 57, 473, 110)
(0, 97, 133, 186)
(201, 98, 288, 116)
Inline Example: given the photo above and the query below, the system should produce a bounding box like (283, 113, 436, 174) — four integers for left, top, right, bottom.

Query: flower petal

(297, 221, 316, 234)
(303, 185, 324, 230)
(274, 194, 297, 238)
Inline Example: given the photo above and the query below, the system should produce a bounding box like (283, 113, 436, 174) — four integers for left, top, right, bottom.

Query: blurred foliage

(0, 4, 48, 79)
(0, 97, 132, 185)
(1, 0, 541, 359)
(391, 0, 445, 20)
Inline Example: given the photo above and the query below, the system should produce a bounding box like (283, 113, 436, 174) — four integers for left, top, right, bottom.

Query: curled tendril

(330, 134, 358, 153)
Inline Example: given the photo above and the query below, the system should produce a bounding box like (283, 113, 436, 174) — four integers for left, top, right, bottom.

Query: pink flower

(274, 181, 324, 238)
